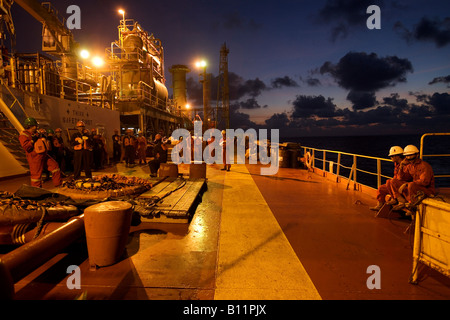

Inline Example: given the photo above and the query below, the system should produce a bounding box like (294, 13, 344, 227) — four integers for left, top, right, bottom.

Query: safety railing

(420, 133, 450, 179)
(302, 146, 392, 190)
(302, 133, 450, 190)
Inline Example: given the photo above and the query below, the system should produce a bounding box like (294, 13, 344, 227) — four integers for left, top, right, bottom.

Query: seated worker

(370, 146, 412, 211)
(391, 145, 436, 211)
(148, 134, 168, 177)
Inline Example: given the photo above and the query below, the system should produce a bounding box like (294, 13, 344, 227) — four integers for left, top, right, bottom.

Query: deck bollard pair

(158, 162, 207, 179)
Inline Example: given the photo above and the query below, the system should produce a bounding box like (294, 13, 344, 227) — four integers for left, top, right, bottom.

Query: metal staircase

(0, 83, 29, 171)
(0, 110, 28, 170)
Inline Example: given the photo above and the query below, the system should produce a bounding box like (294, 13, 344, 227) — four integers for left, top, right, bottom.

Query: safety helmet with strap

(388, 146, 403, 157)
(403, 145, 419, 156)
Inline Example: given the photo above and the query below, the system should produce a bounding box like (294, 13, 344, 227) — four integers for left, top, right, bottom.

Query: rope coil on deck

(58, 174, 153, 200)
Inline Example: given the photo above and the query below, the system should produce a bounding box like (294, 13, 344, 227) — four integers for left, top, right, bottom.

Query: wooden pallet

(137, 177, 206, 223)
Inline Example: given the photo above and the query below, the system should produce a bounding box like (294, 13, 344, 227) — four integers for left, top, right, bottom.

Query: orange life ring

(305, 151, 313, 169)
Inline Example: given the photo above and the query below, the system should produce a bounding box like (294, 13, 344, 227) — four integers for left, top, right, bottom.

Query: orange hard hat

(55, 128, 62, 133)
(76, 121, 85, 127)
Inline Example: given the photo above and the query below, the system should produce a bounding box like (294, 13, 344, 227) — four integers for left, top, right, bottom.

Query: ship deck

(1, 162, 450, 301)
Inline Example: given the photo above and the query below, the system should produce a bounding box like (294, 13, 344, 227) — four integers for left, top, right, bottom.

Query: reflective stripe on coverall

(19, 130, 62, 188)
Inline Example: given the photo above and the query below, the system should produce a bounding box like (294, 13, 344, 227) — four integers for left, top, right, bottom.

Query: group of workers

(19, 117, 172, 187)
(370, 144, 435, 214)
(112, 129, 150, 167)
(22, 117, 432, 213)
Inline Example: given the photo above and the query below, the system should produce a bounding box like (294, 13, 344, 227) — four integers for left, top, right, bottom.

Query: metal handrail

(302, 146, 392, 190)
(420, 133, 450, 178)
(302, 132, 450, 190)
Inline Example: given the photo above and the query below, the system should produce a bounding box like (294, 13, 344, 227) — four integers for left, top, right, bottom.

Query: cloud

(265, 113, 290, 128)
(426, 92, 450, 115)
(429, 75, 450, 87)
(220, 11, 262, 31)
(320, 52, 413, 110)
(291, 95, 342, 118)
(305, 77, 321, 87)
(395, 17, 450, 47)
(316, 0, 384, 42)
(229, 73, 268, 99)
(320, 52, 413, 92)
(233, 98, 268, 110)
(381, 93, 409, 109)
(186, 72, 269, 106)
(346, 91, 377, 110)
(271, 76, 299, 89)
(259, 89, 449, 136)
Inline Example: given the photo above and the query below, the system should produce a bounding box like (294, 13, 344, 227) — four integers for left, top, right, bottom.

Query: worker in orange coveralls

(19, 117, 62, 188)
(137, 131, 147, 165)
(220, 130, 231, 171)
(370, 146, 412, 211)
(390, 145, 436, 211)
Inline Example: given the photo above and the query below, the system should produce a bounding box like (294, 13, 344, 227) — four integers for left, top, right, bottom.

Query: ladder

(0, 110, 28, 169)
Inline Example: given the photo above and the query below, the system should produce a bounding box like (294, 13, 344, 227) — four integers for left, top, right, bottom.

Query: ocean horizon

(280, 133, 450, 188)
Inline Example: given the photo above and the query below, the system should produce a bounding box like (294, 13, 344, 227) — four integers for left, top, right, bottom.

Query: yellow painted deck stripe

(214, 164, 321, 300)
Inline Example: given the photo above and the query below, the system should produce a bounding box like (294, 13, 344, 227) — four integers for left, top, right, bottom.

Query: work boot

(386, 198, 398, 205)
(369, 201, 384, 211)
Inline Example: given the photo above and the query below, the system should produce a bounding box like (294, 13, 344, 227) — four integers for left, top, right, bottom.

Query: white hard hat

(403, 145, 419, 156)
(388, 146, 403, 157)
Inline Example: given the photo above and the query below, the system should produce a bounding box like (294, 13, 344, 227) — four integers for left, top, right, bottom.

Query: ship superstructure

(0, 1, 186, 179)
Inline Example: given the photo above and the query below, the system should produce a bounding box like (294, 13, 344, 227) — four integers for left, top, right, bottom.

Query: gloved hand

(76, 137, 83, 143)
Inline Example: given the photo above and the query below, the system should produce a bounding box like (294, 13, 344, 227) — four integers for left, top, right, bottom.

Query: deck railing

(301, 146, 391, 190)
(302, 133, 450, 190)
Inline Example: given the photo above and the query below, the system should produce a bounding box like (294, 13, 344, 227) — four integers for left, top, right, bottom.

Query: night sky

(9, 0, 450, 136)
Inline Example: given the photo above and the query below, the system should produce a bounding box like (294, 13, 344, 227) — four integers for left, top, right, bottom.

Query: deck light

(80, 49, 90, 59)
(92, 56, 104, 67)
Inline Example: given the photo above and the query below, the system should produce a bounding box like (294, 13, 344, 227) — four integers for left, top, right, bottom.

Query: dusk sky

(10, 0, 450, 136)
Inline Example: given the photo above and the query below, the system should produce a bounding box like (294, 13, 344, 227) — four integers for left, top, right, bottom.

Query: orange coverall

(390, 158, 435, 203)
(19, 130, 62, 188)
(377, 162, 412, 203)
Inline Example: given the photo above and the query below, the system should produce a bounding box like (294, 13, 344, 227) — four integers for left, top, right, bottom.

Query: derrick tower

(217, 43, 230, 129)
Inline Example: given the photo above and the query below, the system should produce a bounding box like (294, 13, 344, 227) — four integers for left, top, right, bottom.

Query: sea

(280, 134, 450, 189)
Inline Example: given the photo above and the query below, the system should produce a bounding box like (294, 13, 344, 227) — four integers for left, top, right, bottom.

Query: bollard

(158, 163, 179, 177)
(84, 201, 132, 269)
(190, 162, 206, 179)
